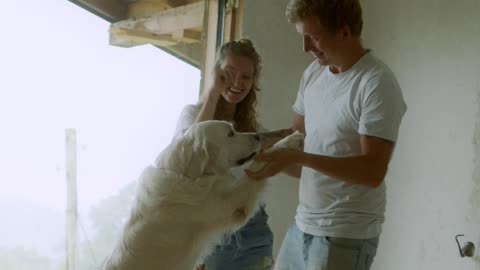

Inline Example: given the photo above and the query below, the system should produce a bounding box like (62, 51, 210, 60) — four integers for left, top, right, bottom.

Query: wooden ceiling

(69, 0, 208, 67)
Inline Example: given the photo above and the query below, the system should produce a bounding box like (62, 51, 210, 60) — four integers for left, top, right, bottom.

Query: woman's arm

(194, 68, 233, 123)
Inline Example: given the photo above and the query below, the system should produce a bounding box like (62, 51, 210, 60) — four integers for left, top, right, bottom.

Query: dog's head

(171, 121, 261, 178)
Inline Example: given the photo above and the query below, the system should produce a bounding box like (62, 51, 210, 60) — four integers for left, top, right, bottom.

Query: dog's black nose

(254, 134, 261, 141)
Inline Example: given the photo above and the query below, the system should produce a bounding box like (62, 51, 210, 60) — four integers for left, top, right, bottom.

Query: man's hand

(245, 148, 302, 180)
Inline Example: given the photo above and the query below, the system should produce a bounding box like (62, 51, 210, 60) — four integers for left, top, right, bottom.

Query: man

(247, 0, 407, 269)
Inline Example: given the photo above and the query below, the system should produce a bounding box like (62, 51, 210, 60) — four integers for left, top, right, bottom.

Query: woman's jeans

(204, 206, 274, 270)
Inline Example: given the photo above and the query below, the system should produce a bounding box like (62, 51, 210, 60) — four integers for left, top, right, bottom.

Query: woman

(173, 39, 274, 270)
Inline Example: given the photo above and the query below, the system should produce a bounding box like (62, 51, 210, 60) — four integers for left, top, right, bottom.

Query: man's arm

(247, 135, 395, 188)
(299, 136, 394, 187)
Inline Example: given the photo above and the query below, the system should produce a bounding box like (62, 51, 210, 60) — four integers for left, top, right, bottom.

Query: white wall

(361, 1, 480, 269)
(243, 0, 480, 269)
(242, 0, 312, 256)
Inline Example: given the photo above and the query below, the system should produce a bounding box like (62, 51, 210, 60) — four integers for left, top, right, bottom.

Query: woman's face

(220, 54, 255, 104)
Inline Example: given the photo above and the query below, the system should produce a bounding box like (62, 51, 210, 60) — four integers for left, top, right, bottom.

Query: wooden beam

(110, 27, 179, 47)
(68, 0, 128, 21)
(233, 0, 243, 40)
(112, 1, 204, 36)
(164, 0, 203, 8)
(223, 0, 243, 42)
(200, 0, 219, 96)
(127, 1, 171, 18)
(142, 1, 204, 33)
(173, 29, 203, 43)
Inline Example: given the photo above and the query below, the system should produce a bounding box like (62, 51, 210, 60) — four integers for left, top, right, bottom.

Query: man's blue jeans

(274, 224, 379, 270)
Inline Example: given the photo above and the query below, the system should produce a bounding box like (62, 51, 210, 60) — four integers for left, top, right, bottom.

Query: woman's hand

(207, 67, 234, 99)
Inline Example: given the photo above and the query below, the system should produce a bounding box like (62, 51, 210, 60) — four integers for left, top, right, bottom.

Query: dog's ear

(185, 137, 210, 178)
(202, 143, 229, 176)
(168, 128, 230, 178)
(190, 137, 229, 176)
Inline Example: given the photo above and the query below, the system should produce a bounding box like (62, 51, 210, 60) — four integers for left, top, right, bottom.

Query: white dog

(101, 120, 304, 270)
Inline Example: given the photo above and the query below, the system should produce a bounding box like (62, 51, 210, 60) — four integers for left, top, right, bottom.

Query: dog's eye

(228, 130, 235, 137)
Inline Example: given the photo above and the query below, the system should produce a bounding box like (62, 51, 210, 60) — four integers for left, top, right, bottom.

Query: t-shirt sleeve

(293, 61, 318, 116)
(358, 74, 407, 142)
(292, 76, 306, 116)
(172, 104, 200, 140)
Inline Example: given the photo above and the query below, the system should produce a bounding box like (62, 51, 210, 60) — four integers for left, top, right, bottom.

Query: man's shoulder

(361, 52, 397, 80)
(304, 60, 324, 75)
(301, 60, 328, 89)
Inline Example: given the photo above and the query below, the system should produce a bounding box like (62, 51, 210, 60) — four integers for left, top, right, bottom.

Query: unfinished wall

(361, 0, 480, 269)
(243, 0, 480, 269)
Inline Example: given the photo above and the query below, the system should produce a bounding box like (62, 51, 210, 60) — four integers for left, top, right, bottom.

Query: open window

(0, 1, 244, 270)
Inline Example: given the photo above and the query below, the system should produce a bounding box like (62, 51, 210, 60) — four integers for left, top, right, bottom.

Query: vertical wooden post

(233, 0, 244, 41)
(65, 129, 78, 270)
(200, 0, 219, 98)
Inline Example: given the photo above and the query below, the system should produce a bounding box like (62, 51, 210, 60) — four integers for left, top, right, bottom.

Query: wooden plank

(127, 1, 171, 18)
(232, 0, 244, 41)
(164, 0, 203, 7)
(173, 29, 203, 42)
(200, 0, 219, 95)
(128, 0, 204, 17)
(112, 1, 204, 36)
(142, 1, 204, 33)
(223, 0, 243, 42)
(69, 0, 128, 21)
(110, 27, 179, 46)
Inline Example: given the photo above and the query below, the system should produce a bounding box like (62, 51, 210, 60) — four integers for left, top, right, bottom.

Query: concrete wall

(243, 0, 480, 269)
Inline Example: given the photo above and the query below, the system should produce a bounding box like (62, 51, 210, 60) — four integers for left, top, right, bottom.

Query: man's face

(295, 16, 343, 66)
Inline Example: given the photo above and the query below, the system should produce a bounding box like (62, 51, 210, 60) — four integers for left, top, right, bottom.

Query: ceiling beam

(164, 0, 203, 8)
(110, 27, 178, 46)
(68, 0, 128, 21)
(110, 1, 204, 42)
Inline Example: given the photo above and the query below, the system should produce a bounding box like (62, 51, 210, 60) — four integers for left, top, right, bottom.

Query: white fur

(101, 121, 305, 270)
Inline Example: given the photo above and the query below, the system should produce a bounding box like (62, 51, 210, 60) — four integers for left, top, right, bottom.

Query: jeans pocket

(235, 224, 273, 252)
(324, 237, 360, 270)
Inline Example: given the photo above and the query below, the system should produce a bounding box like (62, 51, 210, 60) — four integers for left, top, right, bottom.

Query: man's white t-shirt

(293, 51, 407, 239)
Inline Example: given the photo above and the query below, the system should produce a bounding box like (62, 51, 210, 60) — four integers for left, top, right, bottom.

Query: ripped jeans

(204, 206, 274, 270)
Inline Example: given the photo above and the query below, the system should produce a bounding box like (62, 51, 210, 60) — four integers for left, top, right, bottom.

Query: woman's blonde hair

(211, 38, 262, 132)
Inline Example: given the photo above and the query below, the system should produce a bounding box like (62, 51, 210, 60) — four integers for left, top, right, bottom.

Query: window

(0, 1, 214, 269)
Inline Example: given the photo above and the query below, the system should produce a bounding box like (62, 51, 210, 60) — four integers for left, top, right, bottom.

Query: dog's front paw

(272, 131, 305, 150)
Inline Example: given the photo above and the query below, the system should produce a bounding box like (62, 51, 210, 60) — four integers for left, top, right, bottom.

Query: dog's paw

(271, 131, 305, 150)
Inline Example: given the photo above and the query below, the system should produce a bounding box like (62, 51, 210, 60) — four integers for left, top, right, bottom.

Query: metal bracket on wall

(455, 234, 475, 257)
